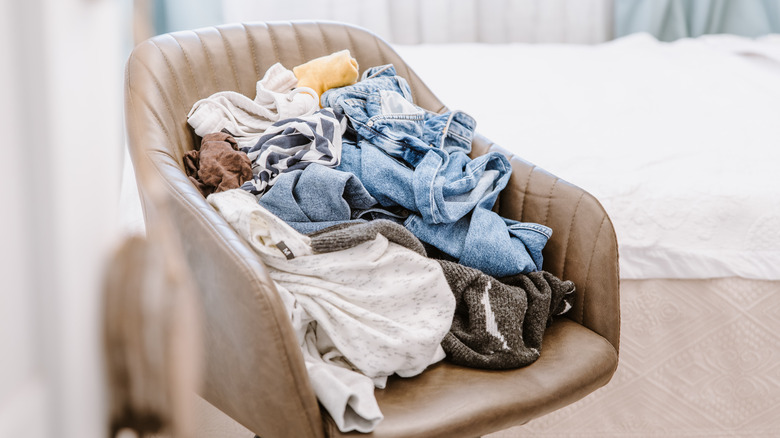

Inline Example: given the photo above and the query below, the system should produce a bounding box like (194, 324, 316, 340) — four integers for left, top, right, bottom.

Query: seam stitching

(216, 26, 241, 91)
(560, 192, 585, 281)
(580, 214, 607, 325)
(241, 23, 261, 80)
(194, 30, 219, 91)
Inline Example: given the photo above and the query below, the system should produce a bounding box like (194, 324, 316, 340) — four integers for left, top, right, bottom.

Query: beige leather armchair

(124, 21, 620, 438)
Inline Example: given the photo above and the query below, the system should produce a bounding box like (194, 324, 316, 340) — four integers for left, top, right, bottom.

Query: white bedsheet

(394, 33, 780, 280)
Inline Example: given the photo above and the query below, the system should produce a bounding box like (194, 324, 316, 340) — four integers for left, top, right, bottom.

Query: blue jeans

(323, 64, 551, 276)
(322, 65, 475, 165)
(257, 163, 403, 234)
(337, 139, 550, 277)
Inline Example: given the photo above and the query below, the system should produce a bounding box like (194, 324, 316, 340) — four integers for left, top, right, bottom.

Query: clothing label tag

(276, 241, 295, 260)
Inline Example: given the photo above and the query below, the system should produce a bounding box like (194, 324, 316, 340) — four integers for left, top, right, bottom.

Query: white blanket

(395, 33, 780, 280)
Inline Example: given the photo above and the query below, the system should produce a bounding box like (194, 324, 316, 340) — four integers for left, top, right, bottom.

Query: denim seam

(365, 64, 394, 79)
(438, 113, 455, 148)
(396, 77, 415, 102)
(418, 154, 441, 223)
(342, 92, 372, 101)
(357, 121, 423, 153)
(446, 130, 472, 145)
(368, 113, 425, 123)
(466, 156, 511, 184)
(509, 224, 553, 238)
(461, 154, 509, 180)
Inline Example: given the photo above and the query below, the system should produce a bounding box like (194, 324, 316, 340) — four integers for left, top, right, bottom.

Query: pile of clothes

(185, 50, 575, 433)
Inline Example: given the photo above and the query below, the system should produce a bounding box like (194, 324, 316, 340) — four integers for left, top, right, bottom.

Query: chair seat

(326, 319, 618, 438)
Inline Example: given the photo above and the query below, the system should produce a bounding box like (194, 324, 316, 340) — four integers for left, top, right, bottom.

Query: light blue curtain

(615, 0, 780, 40)
(153, 0, 223, 34)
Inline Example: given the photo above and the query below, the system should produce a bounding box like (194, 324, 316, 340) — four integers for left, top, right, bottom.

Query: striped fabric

(240, 108, 348, 195)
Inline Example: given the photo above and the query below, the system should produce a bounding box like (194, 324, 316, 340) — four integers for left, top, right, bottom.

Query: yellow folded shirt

(293, 49, 359, 100)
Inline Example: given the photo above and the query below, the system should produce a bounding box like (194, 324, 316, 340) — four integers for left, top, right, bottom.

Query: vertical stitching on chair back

(580, 215, 607, 325)
(240, 23, 261, 83)
(129, 54, 177, 157)
(559, 192, 585, 283)
(541, 177, 558, 226)
(216, 27, 241, 91)
(194, 31, 220, 92)
(169, 34, 202, 102)
(316, 22, 333, 56)
(266, 24, 284, 67)
(291, 24, 306, 64)
(153, 41, 188, 124)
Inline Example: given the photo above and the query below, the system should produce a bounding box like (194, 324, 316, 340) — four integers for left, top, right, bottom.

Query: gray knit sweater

(437, 261, 574, 369)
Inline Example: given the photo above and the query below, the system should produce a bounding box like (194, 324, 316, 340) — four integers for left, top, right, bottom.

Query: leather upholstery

(125, 21, 620, 438)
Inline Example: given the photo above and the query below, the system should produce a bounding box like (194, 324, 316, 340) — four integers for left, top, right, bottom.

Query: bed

(392, 33, 780, 437)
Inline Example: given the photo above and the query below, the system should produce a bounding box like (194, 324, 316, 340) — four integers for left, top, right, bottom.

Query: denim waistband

(322, 64, 477, 167)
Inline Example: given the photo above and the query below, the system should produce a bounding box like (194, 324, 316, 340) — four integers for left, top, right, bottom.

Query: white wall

(0, 0, 125, 436)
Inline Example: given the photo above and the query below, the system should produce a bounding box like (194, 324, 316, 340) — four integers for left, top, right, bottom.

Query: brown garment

(183, 132, 253, 197)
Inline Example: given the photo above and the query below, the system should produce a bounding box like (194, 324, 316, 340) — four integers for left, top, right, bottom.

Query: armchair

(124, 20, 620, 438)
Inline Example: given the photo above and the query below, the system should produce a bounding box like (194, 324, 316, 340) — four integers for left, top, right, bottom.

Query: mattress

(394, 33, 780, 281)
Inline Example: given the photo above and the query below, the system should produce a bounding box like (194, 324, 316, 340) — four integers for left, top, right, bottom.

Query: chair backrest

(125, 21, 447, 168)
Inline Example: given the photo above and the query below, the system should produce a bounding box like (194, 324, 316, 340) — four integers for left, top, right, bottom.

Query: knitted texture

(308, 219, 427, 256)
(438, 260, 575, 370)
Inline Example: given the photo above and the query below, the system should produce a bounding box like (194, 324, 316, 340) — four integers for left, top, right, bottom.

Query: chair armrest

(138, 151, 325, 438)
(471, 134, 620, 353)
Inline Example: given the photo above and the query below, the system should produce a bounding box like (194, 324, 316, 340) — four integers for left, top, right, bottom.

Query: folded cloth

(239, 108, 347, 195)
(182, 132, 252, 197)
(293, 49, 359, 100)
(187, 63, 318, 149)
(439, 262, 575, 370)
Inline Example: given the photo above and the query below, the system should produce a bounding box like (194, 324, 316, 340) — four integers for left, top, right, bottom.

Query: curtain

(152, 0, 223, 35)
(615, 0, 780, 41)
(221, 0, 613, 44)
